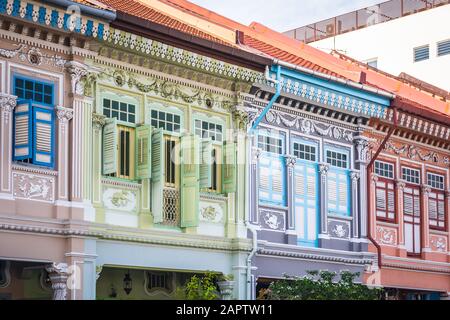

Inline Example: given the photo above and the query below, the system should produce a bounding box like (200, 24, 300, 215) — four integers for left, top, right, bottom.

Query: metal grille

(163, 188, 179, 226)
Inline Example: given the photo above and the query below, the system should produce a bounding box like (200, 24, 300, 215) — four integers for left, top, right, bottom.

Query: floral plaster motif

(199, 203, 223, 223)
(103, 188, 137, 211)
(430, 236, 447, 253)
(260, 210, 285, 231)
(377, 226, 397, 245)
(13, 173, 54, 203)
(328, 220, 350, 239)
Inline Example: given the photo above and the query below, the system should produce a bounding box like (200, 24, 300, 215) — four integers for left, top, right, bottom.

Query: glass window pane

(112, 101, 119, 110)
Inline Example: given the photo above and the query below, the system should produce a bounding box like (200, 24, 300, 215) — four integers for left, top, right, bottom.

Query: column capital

(65, 61, 89, 96)
(370, 173, 379, 184)
(350, 170, 360, 182)
(284, 155, 297, 168)
(56, 106, 74, 123)
(251, 147, 262, 164)
(45, 263, 69, 300)
(92, 113, 107, 131)
(0, 93, 17, 113)
(354, 136, 371, 163)
(395, 179, 406, 191)
(421, 185, 432, 196)
(318, 163, 330, 176)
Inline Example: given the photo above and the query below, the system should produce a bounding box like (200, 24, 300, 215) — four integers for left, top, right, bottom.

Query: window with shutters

(427, 172, 446, 230)
(403, 186, 421, 255)
(13, 76, 55, 168)
(293, 139, 319, 247)
(164, 136, 179, 188)
(102, 96, 140, 180)
(258, 131, 286, 206)
(200, 142, 222, 193)
(402, 167, 421, 185)
(375, 161, 396, 222)
(326, 147, 350, 216)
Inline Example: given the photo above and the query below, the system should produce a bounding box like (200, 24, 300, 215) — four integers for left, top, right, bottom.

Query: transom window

(293, 142, 316, 162)
(151, 110, 181, 133)
(402, 167, 420, 184)
(258, 135, 283, 155)
(427, 173, 445, 190)
(375, 161, 394, 179)
(195, 119, 223, 141)
(326, 150, 348, 169)
(103, 98, 136, 123)
(14, 77, 53, 105)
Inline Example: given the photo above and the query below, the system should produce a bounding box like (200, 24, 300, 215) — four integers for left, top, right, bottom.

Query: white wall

(311, 5, 450, 91)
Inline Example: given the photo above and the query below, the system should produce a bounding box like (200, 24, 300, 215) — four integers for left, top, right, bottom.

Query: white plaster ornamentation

(13, 172, 55, 203)
(199, 202, 223, 223)
(45, 263, 69, 301)
(0, 44, 26, 58)
(263, 212, 282, 230)
(376, 226, 397, 245)
(430, 236, 447, 253)
(265, 110, 354, 142)
(0, 93, 18, 125)
(332, 224, 348, 238)
(103, 188, 137, 211)
(92, 113, 107, 131)
(56, 106, 74, 124)
(65, 61, 89, 95)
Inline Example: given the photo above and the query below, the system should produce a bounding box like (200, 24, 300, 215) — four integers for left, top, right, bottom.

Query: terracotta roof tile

(97, 0, 232, 46)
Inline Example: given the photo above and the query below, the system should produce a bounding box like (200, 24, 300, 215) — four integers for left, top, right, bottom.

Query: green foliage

(178, 272, 221, 300)
(262, 271, 382, 300)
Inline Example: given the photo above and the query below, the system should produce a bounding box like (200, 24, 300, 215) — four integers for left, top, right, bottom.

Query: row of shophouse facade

(0, 0, 449, 300)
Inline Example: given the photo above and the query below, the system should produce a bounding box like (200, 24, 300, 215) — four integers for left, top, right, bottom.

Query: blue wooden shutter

(328, 169, 350, 216)
(295, 162, 319, 247)
(13, 100, 32, 161)
(259, 153, 285, 206)
(32, 105, 54, 168)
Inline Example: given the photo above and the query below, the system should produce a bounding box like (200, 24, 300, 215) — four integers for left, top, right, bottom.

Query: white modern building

(284, 0, 450, 92)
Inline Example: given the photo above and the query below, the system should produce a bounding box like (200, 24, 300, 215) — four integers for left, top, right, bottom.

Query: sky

(190, 0, 382, 32)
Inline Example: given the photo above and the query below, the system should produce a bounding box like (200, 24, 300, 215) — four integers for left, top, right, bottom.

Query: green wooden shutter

(13, 100, 32, 161)
(102, 118, 118, 175)
(151, 128, 164, 224)
(222, 141, 237, 193)
(180, 134, 200, 228)
(135, 125, 152, 180)
(199, 138, 212, 189)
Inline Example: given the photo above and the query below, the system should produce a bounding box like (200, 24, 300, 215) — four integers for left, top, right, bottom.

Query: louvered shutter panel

(151, 129, 164, 224)
(338, 172, 349, 213)
(222, 141, 237, 194)
(13, 100, 32, 161)
(180, 134, 200, 228)
(327, 171, 338, 211)
(387, 186, 395, 220)
(135, 125, 152, 180)
(199, 139, 212, 189)
(32, 106, 54, 167)
(102, 118, 118, 175)
(259, 155, 270, 200)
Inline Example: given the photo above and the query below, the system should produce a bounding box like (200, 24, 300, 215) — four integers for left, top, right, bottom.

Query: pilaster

(319, 163, 330, 235)
(396, 180, 407, 256)
(0, 93, 17, 199)
(55, 106, 74, 202)
(421, 185, 431, 251)
(250, 146, 261, 224)
(350, 170, 360, 238)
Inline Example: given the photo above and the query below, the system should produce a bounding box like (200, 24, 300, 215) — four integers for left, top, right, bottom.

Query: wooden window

(164, 136, 179, 187)
(326, 148, 350, 216)
(293, 142, 316, 162)
(404, 186, 421, 255)
(402, 167, 420, 184)
(150, 109, 181, 133)
(427, 173, 446, 230)
(195, 119, 223, 141)
(375, 161, 396, 222)
(326, 150, 348, 169)
(258, 134, 283, 155)
(13, 77, 55, 168)
(103, 98, 136, 123)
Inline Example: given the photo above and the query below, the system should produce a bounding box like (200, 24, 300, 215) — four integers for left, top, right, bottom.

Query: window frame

(13, 75, 55, 107)
(325, 146, 351, 216)
(374, 160, 397, 223)
(193, 114, 225, 143)
(427, 171, 447, 231)
(402, 166, 421, 185)
(258, 129, 285, 156)
(163, 135, 180, 188)
(149, 102, 184, 135)
(293, 139, 318, 163)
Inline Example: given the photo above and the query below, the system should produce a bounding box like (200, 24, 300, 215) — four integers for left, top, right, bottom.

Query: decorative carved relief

(318, 163, 330, 176)
(56, 106, 74, 124)
(384, 141, 445, 166)
(45, 263, 69, 301)
(13, 173, 55, 203)
(430, 236, 447, 253)
(0, 44, 66, 68)
(103, 188, 137, 211)
(265, 110, 354, 142)
(260, 209, 286, 231)
(376, 226, 397, 245)
(328, 220, 350, 239)
(199, 202, 223, 223)
(92, 113, 107, 131)
(65, 61, 89, 95)
(0, 93, 17, 125)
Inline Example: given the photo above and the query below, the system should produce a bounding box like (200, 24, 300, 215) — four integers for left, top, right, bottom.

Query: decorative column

(285, 155, 297, 245)
(0, 93, 17, 199)
(354, 136, 370, 237)
(92, 114, 106, 205)
(421, 185, 431, 251)
(55, 106, 74, 204)
(250, 146, 261, 224)
(350, 171, 361, 238)
(395, 180, 406, 249)
(318, 163, 330, 235)
(45, 263, 69, 300)
(66, 61, 93, 204)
